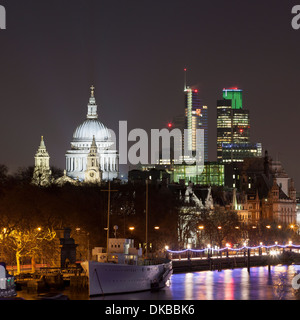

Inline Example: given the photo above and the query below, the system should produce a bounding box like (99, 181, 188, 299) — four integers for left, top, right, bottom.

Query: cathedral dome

(65, 86, 119, 182)
(73, 119, 111, 142)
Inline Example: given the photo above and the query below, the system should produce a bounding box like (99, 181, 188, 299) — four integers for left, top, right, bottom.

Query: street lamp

(165, 245, 169, 259)
(128, 227, 135, 241)
(207, 244, 211, 258)
(187, 244, 191, 260)
(197, 225, 204, 248)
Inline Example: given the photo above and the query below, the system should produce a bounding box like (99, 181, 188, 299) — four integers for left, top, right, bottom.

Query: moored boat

(82, 180, 172, 297)
(0, 263, 17, 298)
(81, 254, 172, 296)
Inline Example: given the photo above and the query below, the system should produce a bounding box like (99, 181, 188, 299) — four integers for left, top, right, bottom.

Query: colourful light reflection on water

(16, 265, 300, 300)
(168, 265, 300, 300)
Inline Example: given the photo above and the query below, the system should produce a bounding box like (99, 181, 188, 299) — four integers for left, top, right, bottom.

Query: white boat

(81, 255, 172, 296)
(81, 180, 172, 296)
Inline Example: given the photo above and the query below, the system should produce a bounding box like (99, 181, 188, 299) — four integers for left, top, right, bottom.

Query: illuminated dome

(65, 86, 119, 182)
(73, 119, 111, 142)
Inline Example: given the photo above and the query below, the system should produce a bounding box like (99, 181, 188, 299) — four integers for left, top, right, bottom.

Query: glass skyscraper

(184, 86, 208, 162)
(217, 88, 261, 163)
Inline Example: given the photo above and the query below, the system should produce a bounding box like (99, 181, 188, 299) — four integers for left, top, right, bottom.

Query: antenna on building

(184, 68, 187, 91)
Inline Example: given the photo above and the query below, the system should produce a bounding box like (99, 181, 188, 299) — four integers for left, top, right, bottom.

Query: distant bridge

(167, 244, 300, 273)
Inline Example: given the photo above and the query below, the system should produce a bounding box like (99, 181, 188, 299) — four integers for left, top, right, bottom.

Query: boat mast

(102, 180, 118, 263)
(106, 181, 111, 262)
(145, 179, 148, 258)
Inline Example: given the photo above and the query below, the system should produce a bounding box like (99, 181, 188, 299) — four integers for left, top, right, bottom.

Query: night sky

(0, 0, 300, 187)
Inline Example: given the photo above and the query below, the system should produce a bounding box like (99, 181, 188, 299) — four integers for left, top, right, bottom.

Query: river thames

(16, 264, 300, 300)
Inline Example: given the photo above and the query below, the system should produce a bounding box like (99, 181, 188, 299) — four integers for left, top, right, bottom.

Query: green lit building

(223, 88, 243, 109)
(217, 88, 261, 163)
(172, 161, 224, 186)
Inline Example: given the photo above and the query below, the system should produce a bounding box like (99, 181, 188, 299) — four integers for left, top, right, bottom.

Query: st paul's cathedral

(32, 86, 119, 187)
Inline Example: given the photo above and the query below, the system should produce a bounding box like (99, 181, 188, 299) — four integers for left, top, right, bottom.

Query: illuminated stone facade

(65, 86, 119, 182)
(32, 136, 52, 187)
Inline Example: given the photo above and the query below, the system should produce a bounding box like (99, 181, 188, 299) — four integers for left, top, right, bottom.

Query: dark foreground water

(17, 264, 300, 300)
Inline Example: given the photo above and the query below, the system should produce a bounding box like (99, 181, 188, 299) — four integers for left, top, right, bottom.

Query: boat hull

(82, 260, 172, 296)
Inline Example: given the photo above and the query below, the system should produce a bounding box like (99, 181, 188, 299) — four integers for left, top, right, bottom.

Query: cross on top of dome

(90, 85, 95, 98)
(87, 85, 98, 119)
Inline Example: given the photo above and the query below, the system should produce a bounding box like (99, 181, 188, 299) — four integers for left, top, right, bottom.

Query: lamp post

(76, 228, 90, 261)
(129, 226, 135, 234)
(165, 245, 169, 259)
(198, 225, 204, 249)
(217, 226, 222, 255)
(187, 244, 191, 261)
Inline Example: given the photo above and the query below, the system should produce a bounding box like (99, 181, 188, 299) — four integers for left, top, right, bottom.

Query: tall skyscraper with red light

(183, 69, 208, 162)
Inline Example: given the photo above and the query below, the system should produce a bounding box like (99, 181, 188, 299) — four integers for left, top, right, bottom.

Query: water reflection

(167, 265, 300, 300)
(16, 264, 300, 300)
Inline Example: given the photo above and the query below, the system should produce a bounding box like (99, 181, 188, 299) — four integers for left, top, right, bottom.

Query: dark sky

(0, 0, 300, 187)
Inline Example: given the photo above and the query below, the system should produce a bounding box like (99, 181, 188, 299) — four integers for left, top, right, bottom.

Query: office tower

(184, 73, 208, 162)
(217, 88, 261, 163)
(172, 161, 224, 186)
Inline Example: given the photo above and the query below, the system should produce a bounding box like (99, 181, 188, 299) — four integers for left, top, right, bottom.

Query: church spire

(32, 136, 52, 187)
(85, 135, 102, 184)
(87, 85, 98, 119)
(40, 136, 46, 148)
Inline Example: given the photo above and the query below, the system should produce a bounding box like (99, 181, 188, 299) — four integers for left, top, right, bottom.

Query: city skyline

(0, 1, 299, 188)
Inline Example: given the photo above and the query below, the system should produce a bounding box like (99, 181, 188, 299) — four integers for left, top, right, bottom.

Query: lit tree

(0, 219, 56, 274)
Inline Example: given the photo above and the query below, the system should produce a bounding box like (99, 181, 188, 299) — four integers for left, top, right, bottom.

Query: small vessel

(0, 263, 17, 298)
(81, 239, 172, 296)
(81, 180, 172, 296)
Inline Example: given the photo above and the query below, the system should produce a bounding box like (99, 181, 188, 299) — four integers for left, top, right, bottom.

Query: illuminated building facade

(32, 136, 52, 187)
(229, 152, 297, 225)
(65, 86, 119, 181)
(184, 86, 208, 162)
(32, 87, 119, 186)
(217, 88, 261, 163)
(221, 143, 262, 163)
(172, 162, 224, 186)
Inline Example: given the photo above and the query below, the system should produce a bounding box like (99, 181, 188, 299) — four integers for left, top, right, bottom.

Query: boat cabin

(92, 238, 142, 264)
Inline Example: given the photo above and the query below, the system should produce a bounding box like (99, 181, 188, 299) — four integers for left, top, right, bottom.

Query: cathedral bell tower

(84, 135, 102, 184)
(32, 136, 52, 187)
